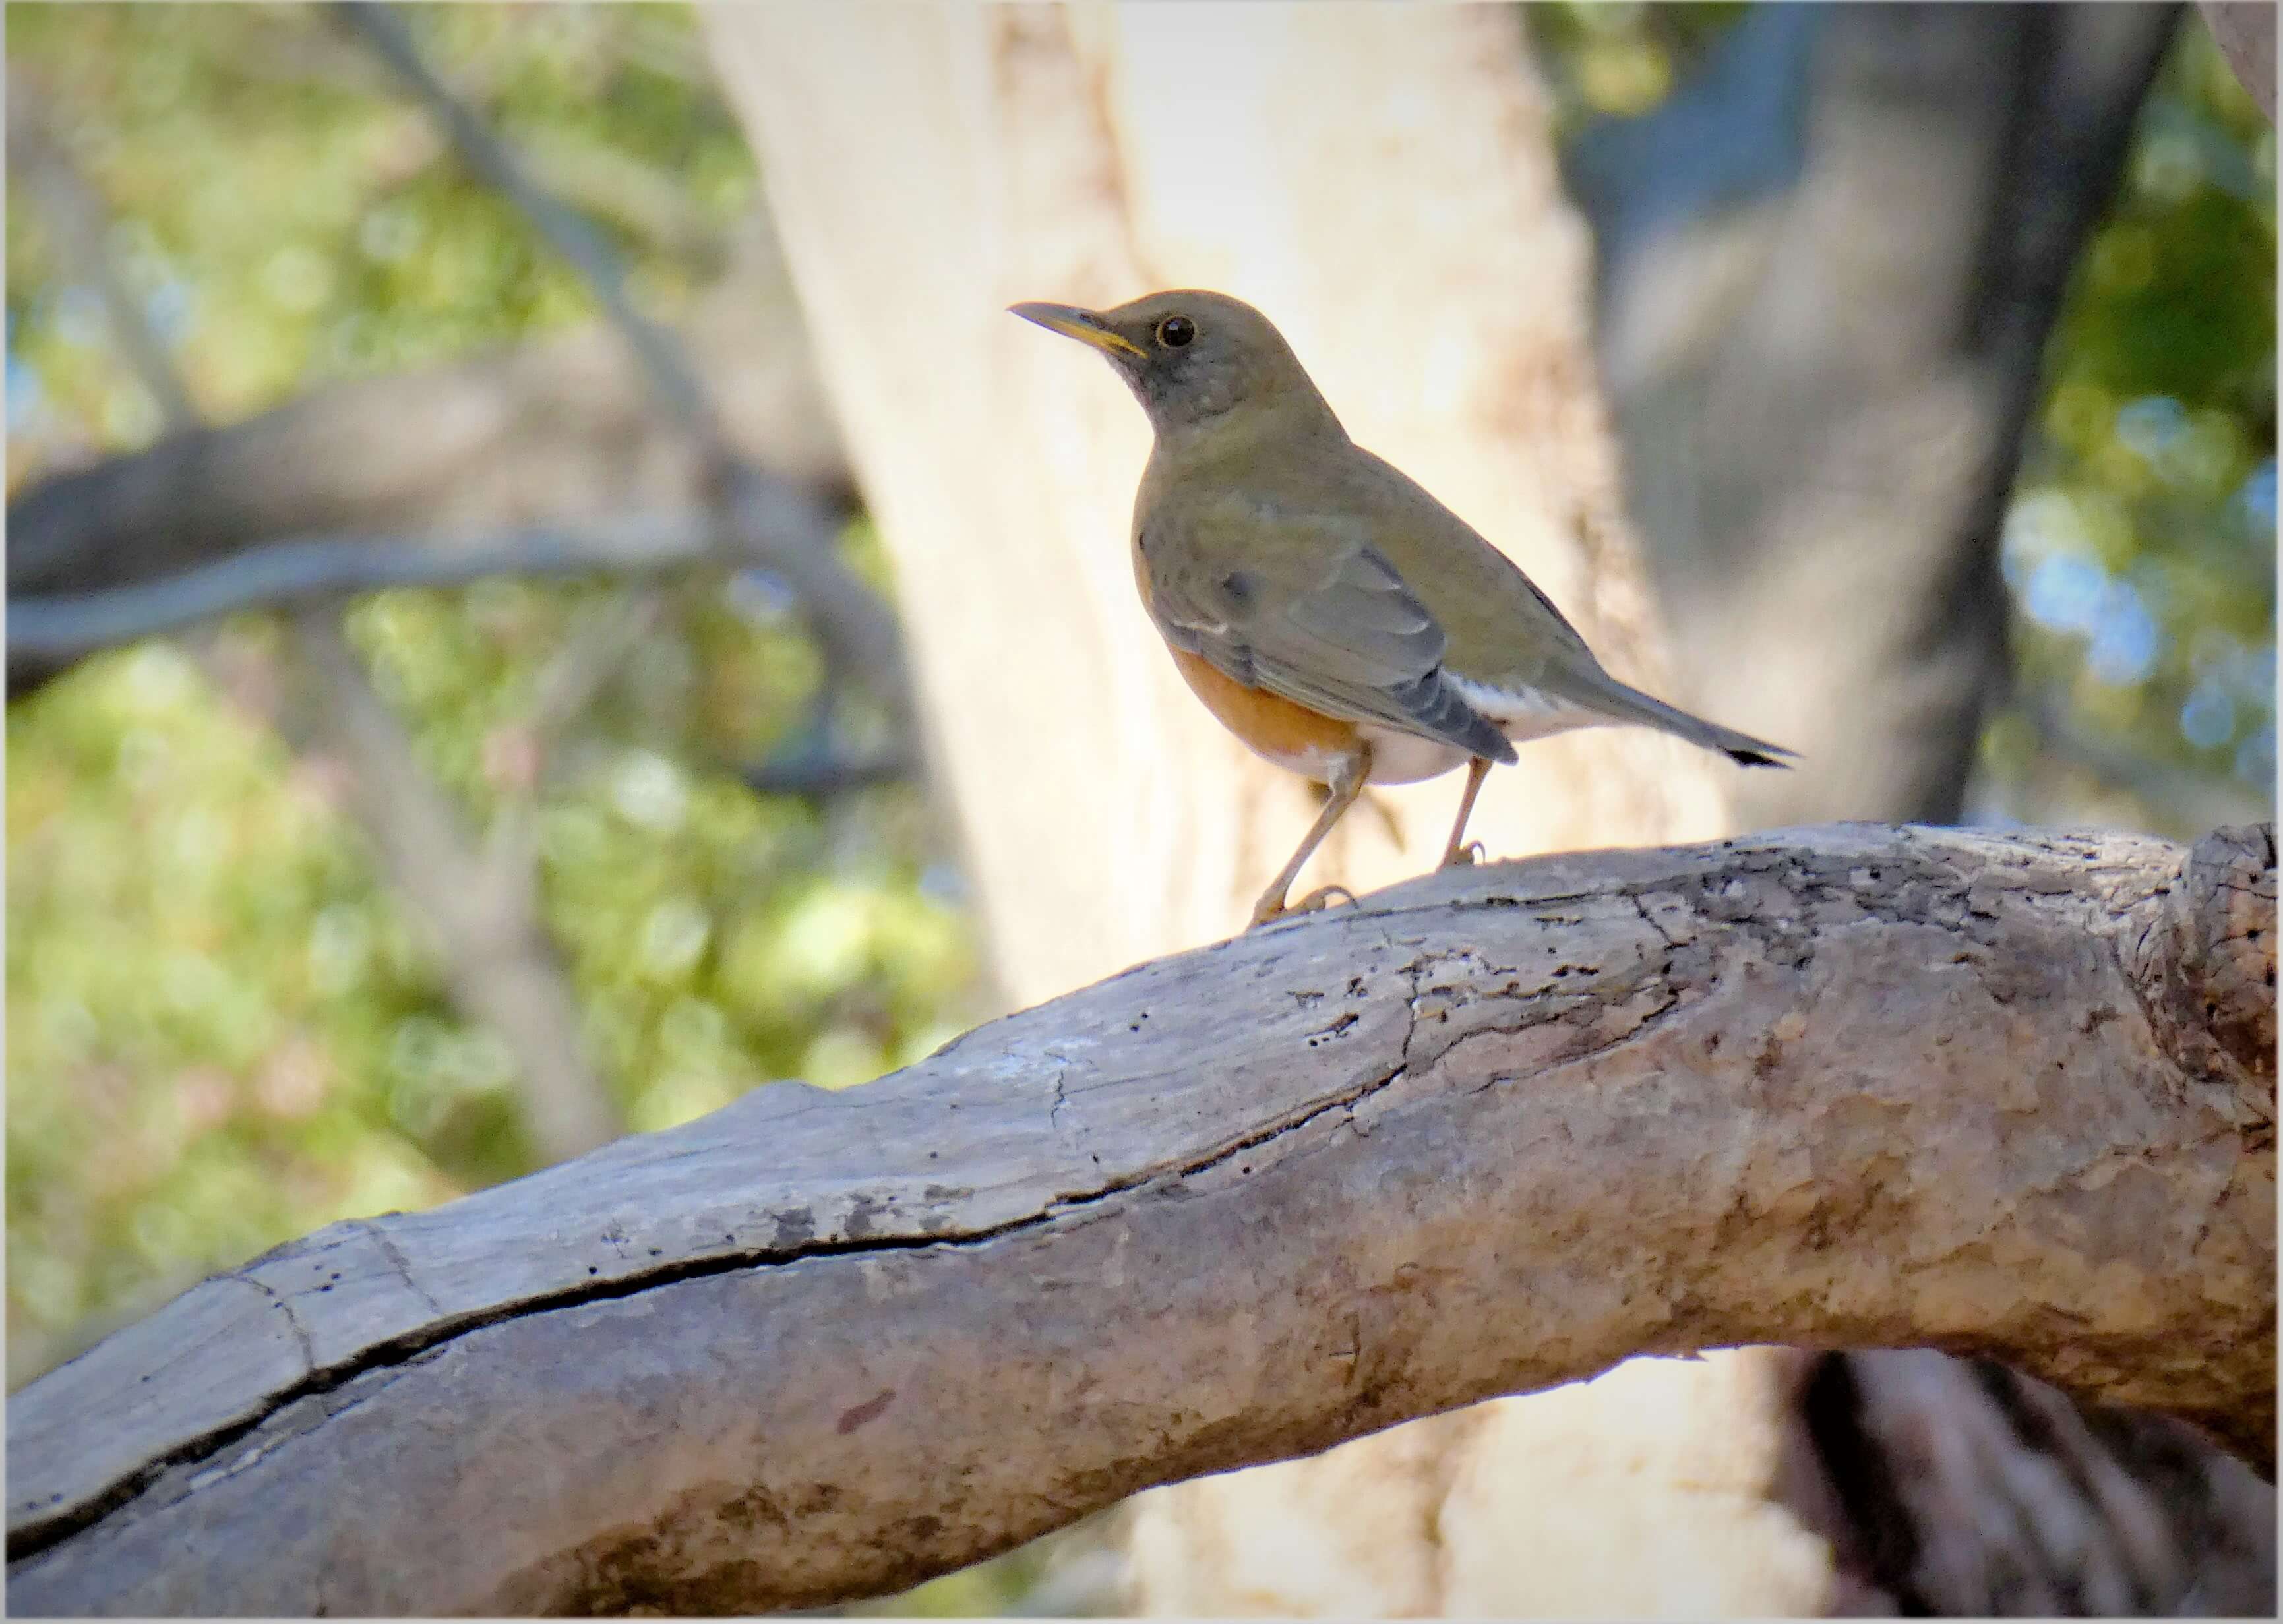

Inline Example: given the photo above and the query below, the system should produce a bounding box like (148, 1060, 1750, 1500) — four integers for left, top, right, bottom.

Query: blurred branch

(337, 1, 710, 433)
(338, 0, 913, 737)
(516, 127, 734, 275)
(522, 589, 669, 748)
(280, 613, 623, 1165)
(5, 71, 201, 432)
(2198, 1, 2276, 120)
(741, 742, 915, 799)
(7, 512, 712, 665)
(5, 69, 624, 1164)
(8, 116, 878, 750)
(7, 825, 2272, 1613)
(5, 229, 848, 671)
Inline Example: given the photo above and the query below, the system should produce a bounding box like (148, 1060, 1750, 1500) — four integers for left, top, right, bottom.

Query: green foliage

(6, 3, 983, 1392)
(8, 640, 461, 1369)
(1985, 22, 2277, 835)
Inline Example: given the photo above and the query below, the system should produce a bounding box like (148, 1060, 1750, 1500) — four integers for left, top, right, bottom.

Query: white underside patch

(1449, 674, 1610, 744)
(1272, 678, 1615, 787)
(1357, 727, 1469, 785)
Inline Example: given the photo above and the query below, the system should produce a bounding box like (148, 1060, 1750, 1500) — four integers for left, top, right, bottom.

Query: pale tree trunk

(704, 3, 1837, 1615)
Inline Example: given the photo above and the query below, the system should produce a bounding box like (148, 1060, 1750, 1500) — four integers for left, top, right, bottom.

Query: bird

(1010, 289, 1792, 928)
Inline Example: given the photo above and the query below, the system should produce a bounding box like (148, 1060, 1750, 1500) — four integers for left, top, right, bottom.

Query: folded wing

(1146, 503, 1517, 766)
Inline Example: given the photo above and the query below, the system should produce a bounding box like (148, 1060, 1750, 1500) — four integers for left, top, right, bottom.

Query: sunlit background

(6, 4, 2274, 1613)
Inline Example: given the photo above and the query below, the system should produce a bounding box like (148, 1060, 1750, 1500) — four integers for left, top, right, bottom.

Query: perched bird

(1011, 290, 1792, 927)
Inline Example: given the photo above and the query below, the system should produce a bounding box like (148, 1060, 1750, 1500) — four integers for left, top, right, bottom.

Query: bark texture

(5, 824, 2270, 1617)
(702, 8, 1793, 1605)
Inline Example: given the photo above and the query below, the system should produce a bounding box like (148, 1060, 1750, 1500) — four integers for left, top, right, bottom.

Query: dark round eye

(1155, 315, 1196, 349)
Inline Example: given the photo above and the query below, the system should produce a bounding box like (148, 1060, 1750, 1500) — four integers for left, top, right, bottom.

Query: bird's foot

(1438, 839, 1488, 870)
(1249, 884, 1357, 928)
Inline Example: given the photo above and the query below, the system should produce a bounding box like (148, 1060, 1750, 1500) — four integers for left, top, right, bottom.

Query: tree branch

(5, 512, 713, 665)
(739, 740, 916, 799)
(337, 1, 710, 436)
(5, 55, 904, 737)
(3, 79, 630, 1172)
(5, 71, 202, 433)
(278, 613, 624, 1167)
(4, 233, 846, 595)
(7, 823, 2270, 1615)
(338, 1, 913, 738)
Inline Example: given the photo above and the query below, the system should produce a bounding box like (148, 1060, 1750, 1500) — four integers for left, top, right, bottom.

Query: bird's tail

(1595, 681, 1795, 768)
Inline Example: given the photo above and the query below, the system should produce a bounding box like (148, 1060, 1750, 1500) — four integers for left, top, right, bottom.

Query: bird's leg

(1438, 755, 1494, 868)
(1250, 745, 1372, 928)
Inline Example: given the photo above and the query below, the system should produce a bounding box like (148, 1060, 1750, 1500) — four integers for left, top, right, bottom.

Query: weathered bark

(1577, 2, 2180, 829)
(5, 824, 2271, 1617)
(704, 4, 1868, 1611)
(1569, 15, 2282, 1611)
(713, 3, 2177, 1612)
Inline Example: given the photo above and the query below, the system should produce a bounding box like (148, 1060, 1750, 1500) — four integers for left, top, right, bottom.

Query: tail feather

(1597, 682, 1796, 769)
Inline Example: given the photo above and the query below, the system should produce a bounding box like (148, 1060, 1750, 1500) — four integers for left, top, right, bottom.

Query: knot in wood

(2127, 824, 2275, 1128)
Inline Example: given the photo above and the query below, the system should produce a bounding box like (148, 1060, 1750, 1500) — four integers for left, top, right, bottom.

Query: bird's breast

(1164, 645, 1364, 782)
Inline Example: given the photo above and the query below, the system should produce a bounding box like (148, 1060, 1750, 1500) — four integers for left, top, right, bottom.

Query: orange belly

(1166, 644, 1362, 781)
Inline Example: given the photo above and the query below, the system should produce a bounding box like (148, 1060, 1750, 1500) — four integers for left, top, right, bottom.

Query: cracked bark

(701, 7, 2270, 1613)
(7, 824, 2272, 1617)
(706, 9, 1759, 1607)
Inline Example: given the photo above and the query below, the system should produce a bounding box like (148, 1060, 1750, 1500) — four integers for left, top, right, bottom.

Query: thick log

(7, 824, 2272, 1615)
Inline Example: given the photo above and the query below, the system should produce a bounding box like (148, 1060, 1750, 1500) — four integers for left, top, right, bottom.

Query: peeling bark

(7, 824, 2271, 1617)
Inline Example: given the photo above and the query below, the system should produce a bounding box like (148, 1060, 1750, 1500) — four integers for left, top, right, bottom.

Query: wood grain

(7, 824, 2272, 1615)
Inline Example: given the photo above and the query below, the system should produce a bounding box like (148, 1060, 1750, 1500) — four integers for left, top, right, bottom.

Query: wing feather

(1147, 503, 1515, 765)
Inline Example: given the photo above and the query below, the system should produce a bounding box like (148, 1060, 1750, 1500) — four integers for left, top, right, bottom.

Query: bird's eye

(1155, 315, 1196, 349)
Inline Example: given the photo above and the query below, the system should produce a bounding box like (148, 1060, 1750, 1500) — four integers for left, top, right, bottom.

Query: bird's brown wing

(1146, 502, 1516, 764)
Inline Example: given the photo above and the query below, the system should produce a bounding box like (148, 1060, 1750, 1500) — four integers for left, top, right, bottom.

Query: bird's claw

(1250, 884, 1358, 928)
(1440, 839, 1488, 870)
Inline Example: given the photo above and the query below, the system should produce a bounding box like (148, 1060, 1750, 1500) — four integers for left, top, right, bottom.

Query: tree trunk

(9, 824, 2271, 1617)
(700, 2, 1846, 1613)
(1577, 2, 2180, 829)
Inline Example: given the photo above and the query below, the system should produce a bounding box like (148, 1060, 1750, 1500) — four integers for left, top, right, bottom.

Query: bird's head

(1009, 289, 1339, 438)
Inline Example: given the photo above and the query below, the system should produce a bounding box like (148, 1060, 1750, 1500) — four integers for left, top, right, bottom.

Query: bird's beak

(1008, 301, 1147, 361)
